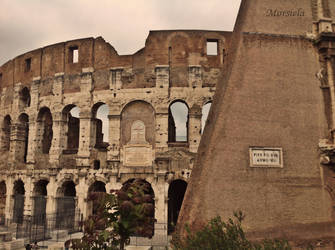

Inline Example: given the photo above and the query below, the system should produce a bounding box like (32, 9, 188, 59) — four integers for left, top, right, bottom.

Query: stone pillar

(107, 104, 121, 163)
(188, 105, 202, 153)
(155, 108, 169, 153)
(13, 83, 22, 111)
(49, 112, 66, 167)
(23, 175, 33, 217)
(152, 180, 168, 237)
(9, 122, 27, 164)
(5, 177, 13, 224)
(46, 174, 57, 214)
(188, 65, 202, 88)
(76, 176, 87, 219)
(109, 67, 123, 90)
(76, 68, 94, 167)
(77, 110, 94, 167)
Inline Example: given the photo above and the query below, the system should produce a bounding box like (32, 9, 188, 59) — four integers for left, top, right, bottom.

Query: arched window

(18, 113, 29, 163)
(92, 103, 109, 149)
(13, 180, 25, 224)
(121, 179, 155, 237)
(19, 87, 30, 108)
(56, 181, 76, 229)
(168, 101, 189, 142)
(201, 102, 212, 134)
(32, 180, 48, 225)
(2, 115, 11, 151)
(0, 181, 6, 225)
(168, 180, 187, 234)
(37, 108, 53, 154)
(120, 101, 155, 147)
(62, 105, 80, 152)
(88, 181, 106, 215)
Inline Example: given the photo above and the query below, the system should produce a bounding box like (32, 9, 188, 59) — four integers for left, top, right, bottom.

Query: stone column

(107, 104, 121, 163)
(76, 110, 94, 167)
(9, 123, 27, 164)
(152, 180, 168, 238)
(49, 112, 66, 167)
(76, 68, 94, 167)
(23, 175, 33, 217)
(4, 177, 13, 224)
(155, 108, 169, 153)
(188, 105, 202, 153)
(46, 174, 57, 214)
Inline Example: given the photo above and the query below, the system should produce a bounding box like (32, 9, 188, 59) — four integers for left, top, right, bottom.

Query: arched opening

(37, 107, 53, 154)
(0, 181, 6, 225)
(62, 105, 80, 153)
(13, 180, 25, 224)
(92, 103, 109, 149)
(56, 181, 76, 230)
(88, 181, 106, 215)
(32, 180, 48, 225)
(18, 113, 29, 163)
(168, 180, 187, 234)
(120, 101, 155, 147)
(93, 160, 100, 170)
(121, 179, 155, 237)
(19, 87, 30, 108)
(168, 101, 189, 142)
(201, 102, 212, 134)
(2, 115, 11, 151)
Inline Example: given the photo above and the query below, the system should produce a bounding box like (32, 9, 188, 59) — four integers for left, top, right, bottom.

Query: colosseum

(0, 30, 230, 247)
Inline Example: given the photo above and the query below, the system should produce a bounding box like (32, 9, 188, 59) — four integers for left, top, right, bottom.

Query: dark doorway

(56, 181, 76, 230)
(168, 180, 187, 234)
(13, 180, 25, 224)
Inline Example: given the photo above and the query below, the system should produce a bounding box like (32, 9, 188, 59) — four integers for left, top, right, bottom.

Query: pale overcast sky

(0, 0, 241, 65)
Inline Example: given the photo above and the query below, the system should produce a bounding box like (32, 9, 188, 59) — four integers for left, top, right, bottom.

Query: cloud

(0, 0, 241, 65)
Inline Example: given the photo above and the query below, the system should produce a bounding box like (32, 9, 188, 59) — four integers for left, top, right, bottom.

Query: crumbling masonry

(0, 30, 230, 242)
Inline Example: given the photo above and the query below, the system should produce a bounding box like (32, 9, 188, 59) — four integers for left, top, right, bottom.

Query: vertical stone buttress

(77, 68, 94, 167)
(26, 77, 40, 164)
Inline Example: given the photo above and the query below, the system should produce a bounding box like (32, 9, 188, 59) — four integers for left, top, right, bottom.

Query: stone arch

(37, 107, 53, 154)
(18, 113, 29, 163)
(0, 181, 6, 224)
(88, 180, 106, 215)
(121, 178, 155, 237)
(19, 87, 30, 109)
(56, 180, 76, 229)
(62, 105, 80, 152)
(201, 101, 212, 134)
(92, 102, 109, 148)
(168, 179, 188, 234)
(121, 100, 155, 147)
(13, 179, 25, 224)
(168, 100, 189, 142)
(2, 115, 11, 152)
(32, 180, 48, 225)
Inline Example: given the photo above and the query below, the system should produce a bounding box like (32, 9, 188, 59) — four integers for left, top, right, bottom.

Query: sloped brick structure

(178, 0, 335, 244)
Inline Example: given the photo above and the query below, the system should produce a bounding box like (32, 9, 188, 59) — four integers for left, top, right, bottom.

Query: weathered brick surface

(178, 0, 335, 244)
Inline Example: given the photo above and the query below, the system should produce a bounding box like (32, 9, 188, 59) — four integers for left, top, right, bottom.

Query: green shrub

(171, 211, 291, 250)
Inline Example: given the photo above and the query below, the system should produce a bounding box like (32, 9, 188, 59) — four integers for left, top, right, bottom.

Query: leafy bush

(71, 179, 155, 250)
(171, 211, 291, 250)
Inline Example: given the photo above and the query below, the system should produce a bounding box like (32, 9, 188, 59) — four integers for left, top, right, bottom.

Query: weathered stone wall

(0, 30, 229, 240)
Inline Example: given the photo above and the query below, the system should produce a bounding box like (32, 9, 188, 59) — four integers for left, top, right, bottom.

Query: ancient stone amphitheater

(0, 30, 229, 247)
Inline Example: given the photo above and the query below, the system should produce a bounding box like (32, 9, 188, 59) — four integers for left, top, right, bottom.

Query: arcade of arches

(0, 30, 226, 240)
